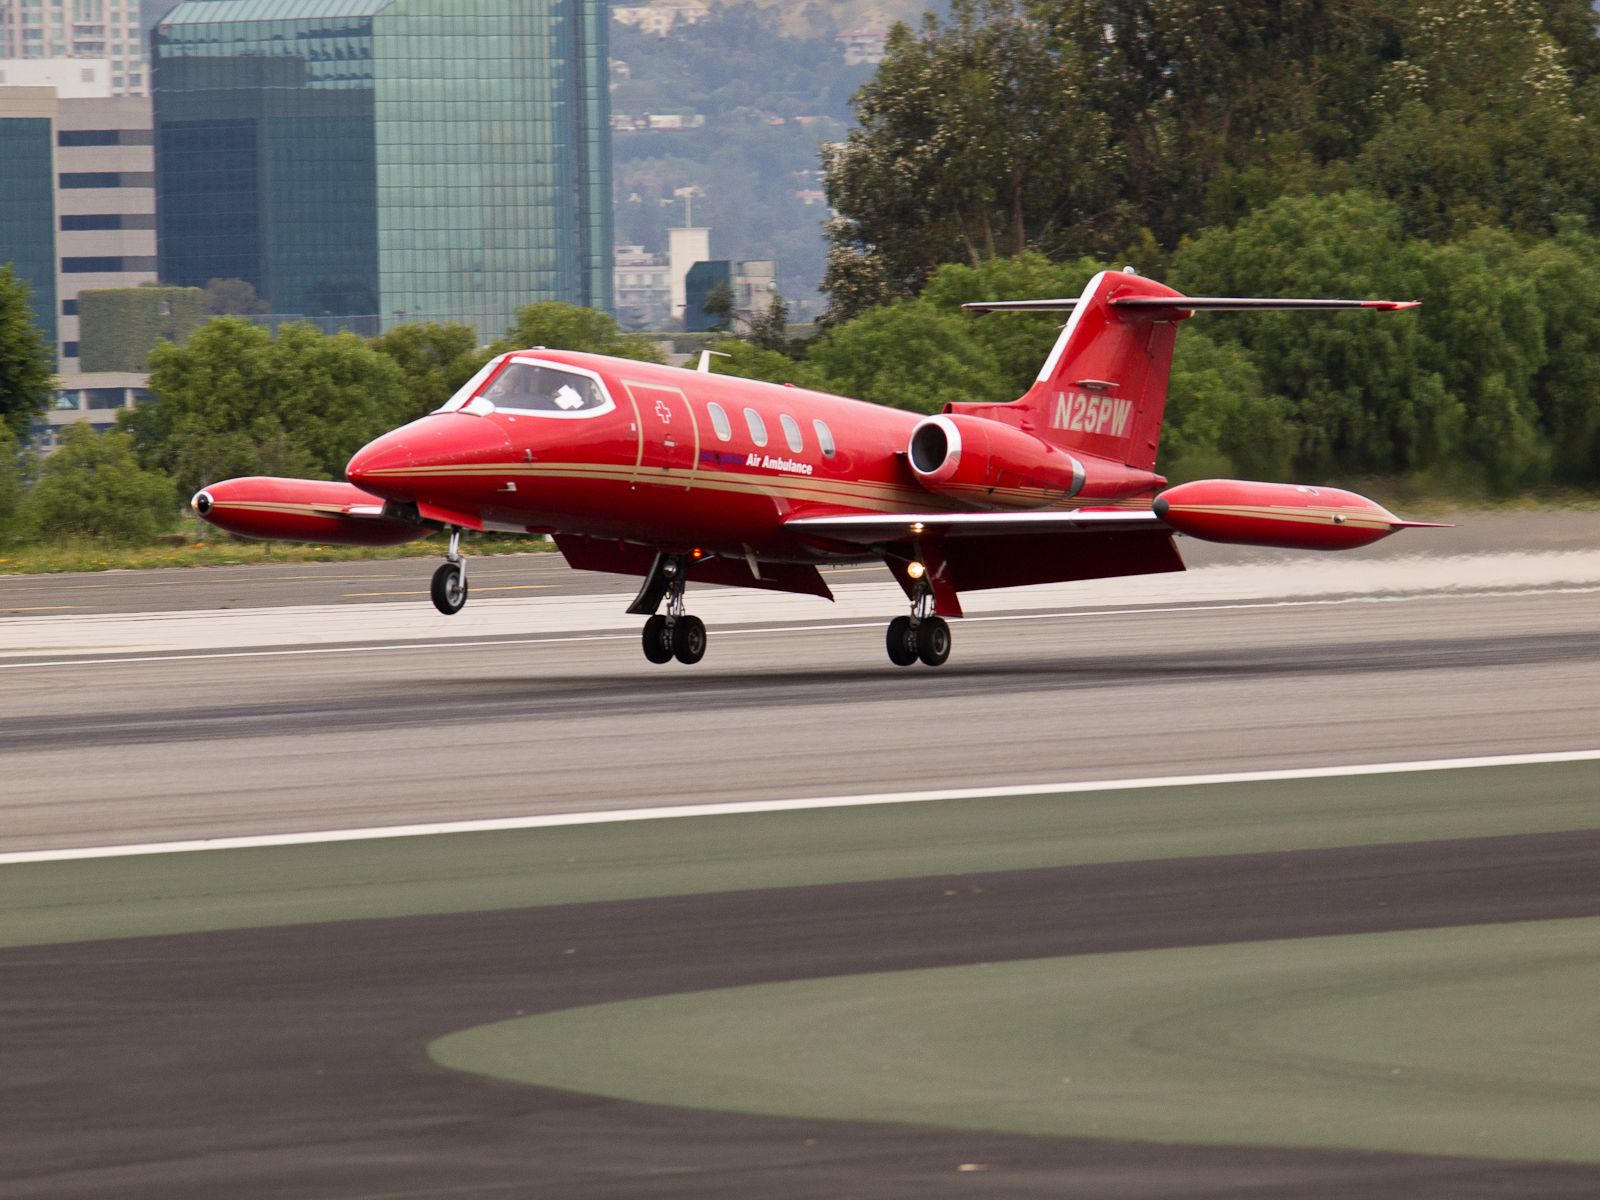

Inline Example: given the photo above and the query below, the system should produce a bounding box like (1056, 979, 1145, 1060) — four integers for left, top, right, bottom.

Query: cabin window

(780, 413, 803, 453)
(813, 419, 836, 458)
(744, 407, 768, 447)
(707, 401, 732, 441)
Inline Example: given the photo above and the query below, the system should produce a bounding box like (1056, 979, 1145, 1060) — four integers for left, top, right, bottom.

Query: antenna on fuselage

(696, 349, 731, 373)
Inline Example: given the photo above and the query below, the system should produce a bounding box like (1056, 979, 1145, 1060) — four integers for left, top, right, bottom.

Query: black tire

(642, 614, 674, 664)
(886, 615, 918, 667)
(673, 615, 707, 665)
(916, 616, 951, 667)
(430, 562, 467, 615)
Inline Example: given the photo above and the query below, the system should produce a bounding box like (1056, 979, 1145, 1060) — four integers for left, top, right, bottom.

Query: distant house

(836, 28, 887, 66)
(612, 1, 709, 37)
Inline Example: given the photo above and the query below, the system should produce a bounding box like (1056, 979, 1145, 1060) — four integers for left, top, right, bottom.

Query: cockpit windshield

(479, 361, 610, 414)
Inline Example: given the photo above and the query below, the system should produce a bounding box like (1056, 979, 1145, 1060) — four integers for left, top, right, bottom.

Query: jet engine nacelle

(1154, 479, 1426, 550)
(191, 477, 429, 547)
(907, 414, 1084, 509)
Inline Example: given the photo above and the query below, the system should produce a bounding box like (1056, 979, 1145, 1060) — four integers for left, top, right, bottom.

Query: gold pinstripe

(1167, 503, 1395, 529)
(357, 459, 1159, 518)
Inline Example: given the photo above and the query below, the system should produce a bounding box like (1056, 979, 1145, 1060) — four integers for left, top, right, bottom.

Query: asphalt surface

(2, 519, 1597, 1197)
(0, 586, 1595, 851)
(5, 830, 1599, 1199)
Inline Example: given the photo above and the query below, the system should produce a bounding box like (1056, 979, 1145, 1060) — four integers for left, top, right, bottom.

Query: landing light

(907, 561, 926, 580)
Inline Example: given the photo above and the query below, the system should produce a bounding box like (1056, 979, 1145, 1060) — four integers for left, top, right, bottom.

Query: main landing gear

(632, 552, 707, 665)
(430, 528, 468, 615)
(886, 581, 951, 668)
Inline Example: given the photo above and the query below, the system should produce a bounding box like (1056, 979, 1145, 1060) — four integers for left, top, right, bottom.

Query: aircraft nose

(346, 413, 513, 500)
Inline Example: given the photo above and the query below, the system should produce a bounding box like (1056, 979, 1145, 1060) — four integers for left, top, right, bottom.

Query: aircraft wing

(783, 508, 1164, 543)
(786, 508, 1183, 616)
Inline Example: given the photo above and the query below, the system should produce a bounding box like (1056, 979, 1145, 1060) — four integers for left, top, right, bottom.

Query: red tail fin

(952, 270, 1188, 472)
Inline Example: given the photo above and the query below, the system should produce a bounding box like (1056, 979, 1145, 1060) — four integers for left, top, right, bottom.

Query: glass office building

(0, 108, 58, 353)
(153, 0, 611, 338)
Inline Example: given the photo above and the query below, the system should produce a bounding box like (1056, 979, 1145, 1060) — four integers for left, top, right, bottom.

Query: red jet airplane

(193, 269, 1444, 667)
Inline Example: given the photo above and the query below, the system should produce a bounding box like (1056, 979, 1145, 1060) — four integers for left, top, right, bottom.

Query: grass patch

(0, 531, 556, 575)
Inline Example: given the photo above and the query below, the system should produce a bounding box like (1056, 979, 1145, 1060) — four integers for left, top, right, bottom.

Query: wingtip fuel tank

(192, 477, 428, 547)
(1153, 479, 1449, 551)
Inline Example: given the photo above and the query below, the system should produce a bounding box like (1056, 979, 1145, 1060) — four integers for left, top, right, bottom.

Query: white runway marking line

(3, 750, 1596, 865)
(1, 583, 1595, 671)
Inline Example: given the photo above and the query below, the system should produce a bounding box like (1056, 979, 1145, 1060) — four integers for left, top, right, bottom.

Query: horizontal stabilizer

(964, 296, 1419, 315)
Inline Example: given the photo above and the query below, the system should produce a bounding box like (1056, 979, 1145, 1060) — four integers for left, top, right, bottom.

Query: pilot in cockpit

(483, 363, 598, 411)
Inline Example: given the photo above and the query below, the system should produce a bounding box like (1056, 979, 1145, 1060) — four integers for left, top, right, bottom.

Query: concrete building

(613, 242, 669, 329)
(152, 0, 613, 341)
(0, 84, 156, 372)
(0, 56, 111, 96)
(0, 0, 150, 95)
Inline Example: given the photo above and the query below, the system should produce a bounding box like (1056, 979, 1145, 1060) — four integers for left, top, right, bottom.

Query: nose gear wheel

(430, 528, 468, 615)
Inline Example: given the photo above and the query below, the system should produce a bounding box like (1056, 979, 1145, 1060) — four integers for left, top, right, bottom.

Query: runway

(2, 517, 1598, 1196)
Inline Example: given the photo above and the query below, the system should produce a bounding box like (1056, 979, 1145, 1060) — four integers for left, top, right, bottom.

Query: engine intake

(906, 414, 1084, 509)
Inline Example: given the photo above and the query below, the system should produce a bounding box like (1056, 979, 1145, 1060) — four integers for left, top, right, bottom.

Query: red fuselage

(344, 350, 1155, 563)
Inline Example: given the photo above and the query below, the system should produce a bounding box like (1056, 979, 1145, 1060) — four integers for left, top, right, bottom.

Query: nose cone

(347, 413, 513, 500)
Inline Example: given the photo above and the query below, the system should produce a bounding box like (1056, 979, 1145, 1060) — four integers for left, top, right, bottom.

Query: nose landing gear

(633, 552, 708, 665)
(430, 528, 468, 615)
(886, 581, 951, 668)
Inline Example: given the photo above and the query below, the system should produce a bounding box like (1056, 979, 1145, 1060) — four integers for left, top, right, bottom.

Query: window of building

(779, 413, 803, 453)
(86, 388, 125, 409)
(744, 407, 767, 447)
(706, 401, 731, 441)
(813, 419, 836, 458)
(61, 299, 78, 316)
(61, 341, 80, 358)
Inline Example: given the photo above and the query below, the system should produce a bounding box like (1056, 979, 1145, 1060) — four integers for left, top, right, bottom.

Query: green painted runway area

(3, 759, 1597, 948)
(431, 917, 1600, 1164)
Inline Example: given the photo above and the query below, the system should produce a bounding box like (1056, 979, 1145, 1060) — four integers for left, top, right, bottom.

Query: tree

(0, 423, 27, 546)
(18, 424, 175, 545)
(823, 0, 1118, 314)
(744, 295, 792, 354)
(203, 278, 269, 316)
(706, 339, 828, 390)
(700, 281, 735, 333)
(806, 301, 1010, 414)
(126, 318, 410, 499)
(370, 321, 490, 421)
(1356, 0, 1600, 240)
(496, 302, 665, 363)
(0, 263, 54, 440)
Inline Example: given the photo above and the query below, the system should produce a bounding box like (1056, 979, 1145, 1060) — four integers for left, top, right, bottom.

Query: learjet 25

(192, 269, 1445, 667)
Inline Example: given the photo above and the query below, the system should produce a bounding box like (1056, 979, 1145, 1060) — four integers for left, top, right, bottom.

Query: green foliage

(18, 424, 175, 545)
(0, 423, 27, 545)
(744, 295, 793, 353)
(203, 278, 269, 316)
(1522, 220, 1600, 483)
(707, 339, 828, 390)
(701, 281, 735, 333)
(918, 253, 1102, 395)
(824, 0, 1118, 304)
(806, 301, 1009, 413)
(126, 318, 410, 499)
(78, 286, 206, 373)
(496, 303, 666, 363)
(0, 263, 54, 439)
(370, 321, 490, 422)
(1163, 332, 1294, 482)
(1170, 191, 1564, 490)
